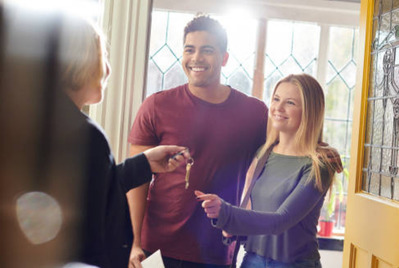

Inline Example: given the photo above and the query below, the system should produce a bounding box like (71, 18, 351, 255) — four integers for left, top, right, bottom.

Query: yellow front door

(343, 0, 399, 267)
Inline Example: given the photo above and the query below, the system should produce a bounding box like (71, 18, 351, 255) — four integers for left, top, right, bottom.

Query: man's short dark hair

(183, 15, 228, 53)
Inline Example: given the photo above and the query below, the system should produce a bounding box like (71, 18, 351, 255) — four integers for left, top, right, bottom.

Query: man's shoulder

(149, 84, 187, 99)
(231, 88, 267, 110)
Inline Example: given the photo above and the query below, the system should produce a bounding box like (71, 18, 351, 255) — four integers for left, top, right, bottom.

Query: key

(171, 148, 189, 160)
(185, 158, 194, 189)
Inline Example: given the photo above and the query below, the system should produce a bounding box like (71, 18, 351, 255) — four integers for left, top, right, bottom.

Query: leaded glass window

(363, 0, 399, 200)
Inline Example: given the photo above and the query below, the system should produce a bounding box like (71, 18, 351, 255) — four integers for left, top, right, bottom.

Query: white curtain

(90, 0, 153, 163)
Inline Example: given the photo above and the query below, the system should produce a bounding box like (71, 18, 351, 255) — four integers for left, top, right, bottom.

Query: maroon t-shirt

(128, 84, 267, 265)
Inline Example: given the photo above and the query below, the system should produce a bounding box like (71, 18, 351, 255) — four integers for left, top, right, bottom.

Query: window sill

(317, 236, 344, 251)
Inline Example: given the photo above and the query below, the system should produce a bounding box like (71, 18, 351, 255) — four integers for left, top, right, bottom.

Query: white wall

(320, 250, 343, 268)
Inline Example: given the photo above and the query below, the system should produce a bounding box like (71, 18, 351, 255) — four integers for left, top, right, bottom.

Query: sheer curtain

(90, 0, 152, 162)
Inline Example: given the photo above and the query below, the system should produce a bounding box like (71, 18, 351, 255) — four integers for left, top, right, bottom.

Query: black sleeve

(117, 153, 152, 193)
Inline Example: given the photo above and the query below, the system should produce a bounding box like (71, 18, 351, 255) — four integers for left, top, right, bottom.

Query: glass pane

(292, 23, 319, 69)
(218, 15, 257, 95)
(263, 20, 319, 103)
(381, 175, 392, 198)
(371, 147, 381, 173)
(381, 148, 392, 175)
(369, 171, 381, 195)
(325, 77, 350, 119)
(373, 99, 384, 146)
(263, 71, 283, 103)
(374, 52, 385, 97)
(163, 63, 187, 90)
(369, 54, 377, 97)
(362, 171, 369, 192)
(146, 61, 162, 96)
(151, 45, 179, 73)
(365, 101, 373, 145)
(392, 50, 399, 88)
(382, 0, 393, 14)
(363, 145, 371, 169)
(376, 12, 391, 47)
(375, 0, 380, 17)
(384, 99, 394, 146)
(149, 11, 168, 56)
(166, 13, 195, 59)
(225, 70, 252, 96)
(266, 20, 294, 66)
(324, 121, 347, 153)
(394, 177, 399, 200)
(329, 28, 355, 72)
(222, 54, 241, 78)
(392, 9, 399, 30)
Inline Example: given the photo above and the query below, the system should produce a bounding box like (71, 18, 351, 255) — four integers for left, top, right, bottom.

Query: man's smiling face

(182, 31, 228, 90)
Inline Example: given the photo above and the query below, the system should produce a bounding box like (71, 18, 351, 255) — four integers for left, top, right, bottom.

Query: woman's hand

(195, 190, 222, 219)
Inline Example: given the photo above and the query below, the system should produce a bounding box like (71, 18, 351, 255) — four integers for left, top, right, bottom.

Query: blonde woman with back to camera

(54, 13, 189, 268)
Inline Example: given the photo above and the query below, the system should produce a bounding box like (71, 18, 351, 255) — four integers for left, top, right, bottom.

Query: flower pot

(318, 220, 334, 237)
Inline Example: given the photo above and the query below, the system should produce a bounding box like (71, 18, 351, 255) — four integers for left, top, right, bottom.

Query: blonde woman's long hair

(259, 73, 335, 191)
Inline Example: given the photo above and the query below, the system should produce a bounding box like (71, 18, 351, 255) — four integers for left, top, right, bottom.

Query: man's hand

(128, 244, 145, 268)
(317, 142, 343, 173)
(143, 145, 190, 173)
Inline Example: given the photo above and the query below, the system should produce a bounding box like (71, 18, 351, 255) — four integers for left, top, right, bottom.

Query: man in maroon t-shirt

(126, 15, 268, 268)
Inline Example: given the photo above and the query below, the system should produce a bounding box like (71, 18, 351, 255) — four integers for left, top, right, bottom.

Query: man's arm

(127, 144, 154, 268)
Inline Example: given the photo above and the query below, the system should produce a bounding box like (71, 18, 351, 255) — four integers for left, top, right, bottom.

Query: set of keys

(172, 148, 194, 189)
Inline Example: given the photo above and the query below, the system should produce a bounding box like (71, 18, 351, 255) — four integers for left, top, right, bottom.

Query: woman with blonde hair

(196, 73, 336, 267)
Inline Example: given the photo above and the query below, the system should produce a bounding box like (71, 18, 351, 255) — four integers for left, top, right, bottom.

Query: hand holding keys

(172, 148, 194, 189)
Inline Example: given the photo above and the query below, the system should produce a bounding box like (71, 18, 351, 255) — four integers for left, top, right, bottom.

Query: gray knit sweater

(214, 152, 330, 263)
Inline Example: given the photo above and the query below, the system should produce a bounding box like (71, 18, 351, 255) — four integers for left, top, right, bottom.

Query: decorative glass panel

(363, 0, 399, 200)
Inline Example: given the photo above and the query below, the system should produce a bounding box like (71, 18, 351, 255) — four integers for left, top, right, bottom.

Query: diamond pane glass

(163, 63, 187, 90)
(225, 70, 252, 96)
(263, 20, 319, 102)
(325, 77, 350, 120)
(146, 61, 162, 96)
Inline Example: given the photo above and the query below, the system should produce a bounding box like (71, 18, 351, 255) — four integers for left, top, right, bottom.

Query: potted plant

(318, 164, 349, 237)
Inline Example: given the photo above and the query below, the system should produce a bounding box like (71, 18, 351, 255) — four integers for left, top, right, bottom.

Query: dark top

(54, 94, 153, 267)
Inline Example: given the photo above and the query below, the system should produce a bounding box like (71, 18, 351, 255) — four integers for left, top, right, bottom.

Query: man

(127, 15, 267, 268)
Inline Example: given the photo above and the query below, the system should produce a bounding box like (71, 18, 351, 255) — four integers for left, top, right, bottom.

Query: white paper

(141, 249, 165, 268)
